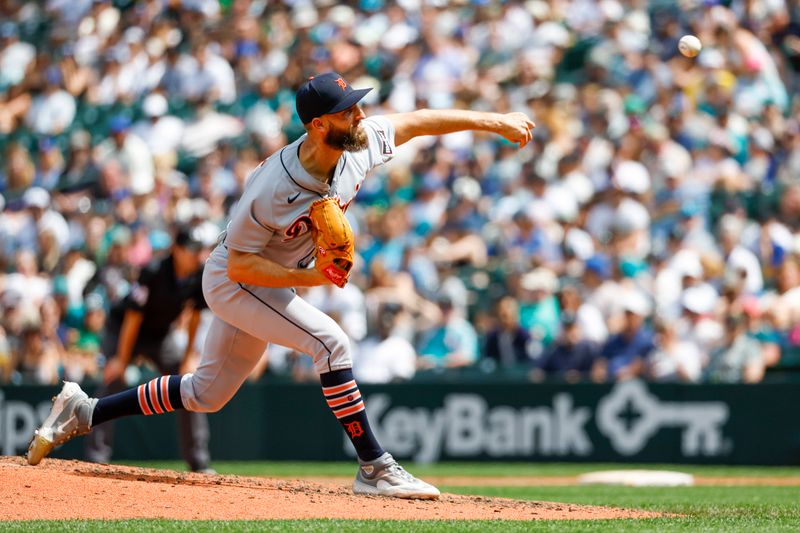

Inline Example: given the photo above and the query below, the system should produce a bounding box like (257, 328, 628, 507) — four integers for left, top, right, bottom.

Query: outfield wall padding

(1, 380, 798, 464)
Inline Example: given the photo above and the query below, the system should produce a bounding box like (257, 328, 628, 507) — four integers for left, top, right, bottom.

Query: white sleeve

(360, 115, 396, 170)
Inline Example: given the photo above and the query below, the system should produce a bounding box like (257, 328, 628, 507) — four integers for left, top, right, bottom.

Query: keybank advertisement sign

(349, 381, 734, 463)
(2, 382, 799, 463)
(351, 381, 732, 463)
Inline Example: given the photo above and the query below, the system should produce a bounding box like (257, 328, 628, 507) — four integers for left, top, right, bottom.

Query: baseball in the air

(678, 35, 702, 58)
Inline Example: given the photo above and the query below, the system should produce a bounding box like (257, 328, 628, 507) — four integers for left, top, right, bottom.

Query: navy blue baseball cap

(296, 72, 372, 124)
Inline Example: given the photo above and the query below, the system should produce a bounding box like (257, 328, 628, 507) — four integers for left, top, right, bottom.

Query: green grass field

(5, 462, 800, 532)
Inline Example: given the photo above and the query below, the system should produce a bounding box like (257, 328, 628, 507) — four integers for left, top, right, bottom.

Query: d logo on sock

(345, 421, 364, 438)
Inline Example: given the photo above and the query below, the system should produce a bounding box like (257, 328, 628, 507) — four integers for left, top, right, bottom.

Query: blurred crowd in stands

(1, 0, 800, 387)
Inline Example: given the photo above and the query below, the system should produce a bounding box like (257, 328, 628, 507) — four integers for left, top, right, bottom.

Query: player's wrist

(479, 112, 503, 133)
(291, 267, 330, 287)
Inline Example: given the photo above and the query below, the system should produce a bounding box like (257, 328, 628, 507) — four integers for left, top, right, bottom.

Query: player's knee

(187, 393, 227, 413)
(321, 328, 353, 369)
(179, 373, 230, 413)
(330, 327, 352, 355)
(189, 400, 225, 413)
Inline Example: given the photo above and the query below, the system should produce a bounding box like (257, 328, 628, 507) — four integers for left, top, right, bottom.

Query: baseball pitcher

(27, 72, 534, 499)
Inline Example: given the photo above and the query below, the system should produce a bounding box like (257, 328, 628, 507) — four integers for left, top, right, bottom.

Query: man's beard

(324, 124, 369, 152)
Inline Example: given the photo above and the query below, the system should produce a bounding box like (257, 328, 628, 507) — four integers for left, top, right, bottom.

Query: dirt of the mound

(0, 457, 659, 522)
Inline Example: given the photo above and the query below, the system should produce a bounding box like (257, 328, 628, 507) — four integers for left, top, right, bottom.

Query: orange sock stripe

(138, 385, 153, 415)
(160, 377, 174, 412)
(334, 401, 365, 419)
(325, 386, 357, 401)
(322, 380, 357, 396)
(155, 378, 168, 413)
(148, 379, 164, 414)
(327, 390, 361, 408)
(155, 378, 167, 413)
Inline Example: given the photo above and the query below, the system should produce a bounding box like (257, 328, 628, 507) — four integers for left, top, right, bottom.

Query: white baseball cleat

(353, 452, 440, 499)
(26, 381, 97, 466)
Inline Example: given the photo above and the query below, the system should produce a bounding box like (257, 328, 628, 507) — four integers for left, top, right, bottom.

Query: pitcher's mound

(0, 457, 659, 521)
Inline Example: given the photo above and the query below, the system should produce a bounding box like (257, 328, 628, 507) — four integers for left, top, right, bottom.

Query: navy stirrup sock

(92, 375, 184, 426)
(320, 368, 384, 462)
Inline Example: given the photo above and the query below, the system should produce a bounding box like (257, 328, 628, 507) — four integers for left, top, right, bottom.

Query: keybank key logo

(357, 381, 730, 461)
(597, 380, 729, 456)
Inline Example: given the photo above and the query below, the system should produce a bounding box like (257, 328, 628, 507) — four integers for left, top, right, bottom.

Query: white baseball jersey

(207, 115, 396, 271)
(180, 115, 398, 412)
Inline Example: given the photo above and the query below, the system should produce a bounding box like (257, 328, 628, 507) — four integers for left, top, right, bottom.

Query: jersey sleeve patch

(376, 129, 393, 156)
(360, 116, 396, 170)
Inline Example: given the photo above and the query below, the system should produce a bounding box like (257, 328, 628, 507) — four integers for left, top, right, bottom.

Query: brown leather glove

(308, 197, 354, 288)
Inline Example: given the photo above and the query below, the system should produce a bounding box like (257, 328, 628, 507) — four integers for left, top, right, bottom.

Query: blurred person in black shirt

(531, 312, 600, 383)
(84, 226, 213, 472)
(592, 292, 656, 382)
(56, 129, 102, 195)
(484, 296, 533, 370)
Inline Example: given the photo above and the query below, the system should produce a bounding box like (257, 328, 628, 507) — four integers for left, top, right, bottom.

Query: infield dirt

(0, 457, 660, 521)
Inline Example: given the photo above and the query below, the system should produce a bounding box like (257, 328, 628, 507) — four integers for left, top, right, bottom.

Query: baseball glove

(308, 197, 354, 288)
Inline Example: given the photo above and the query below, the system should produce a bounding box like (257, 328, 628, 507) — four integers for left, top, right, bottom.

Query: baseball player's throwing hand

(495, 112, 536, 147)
